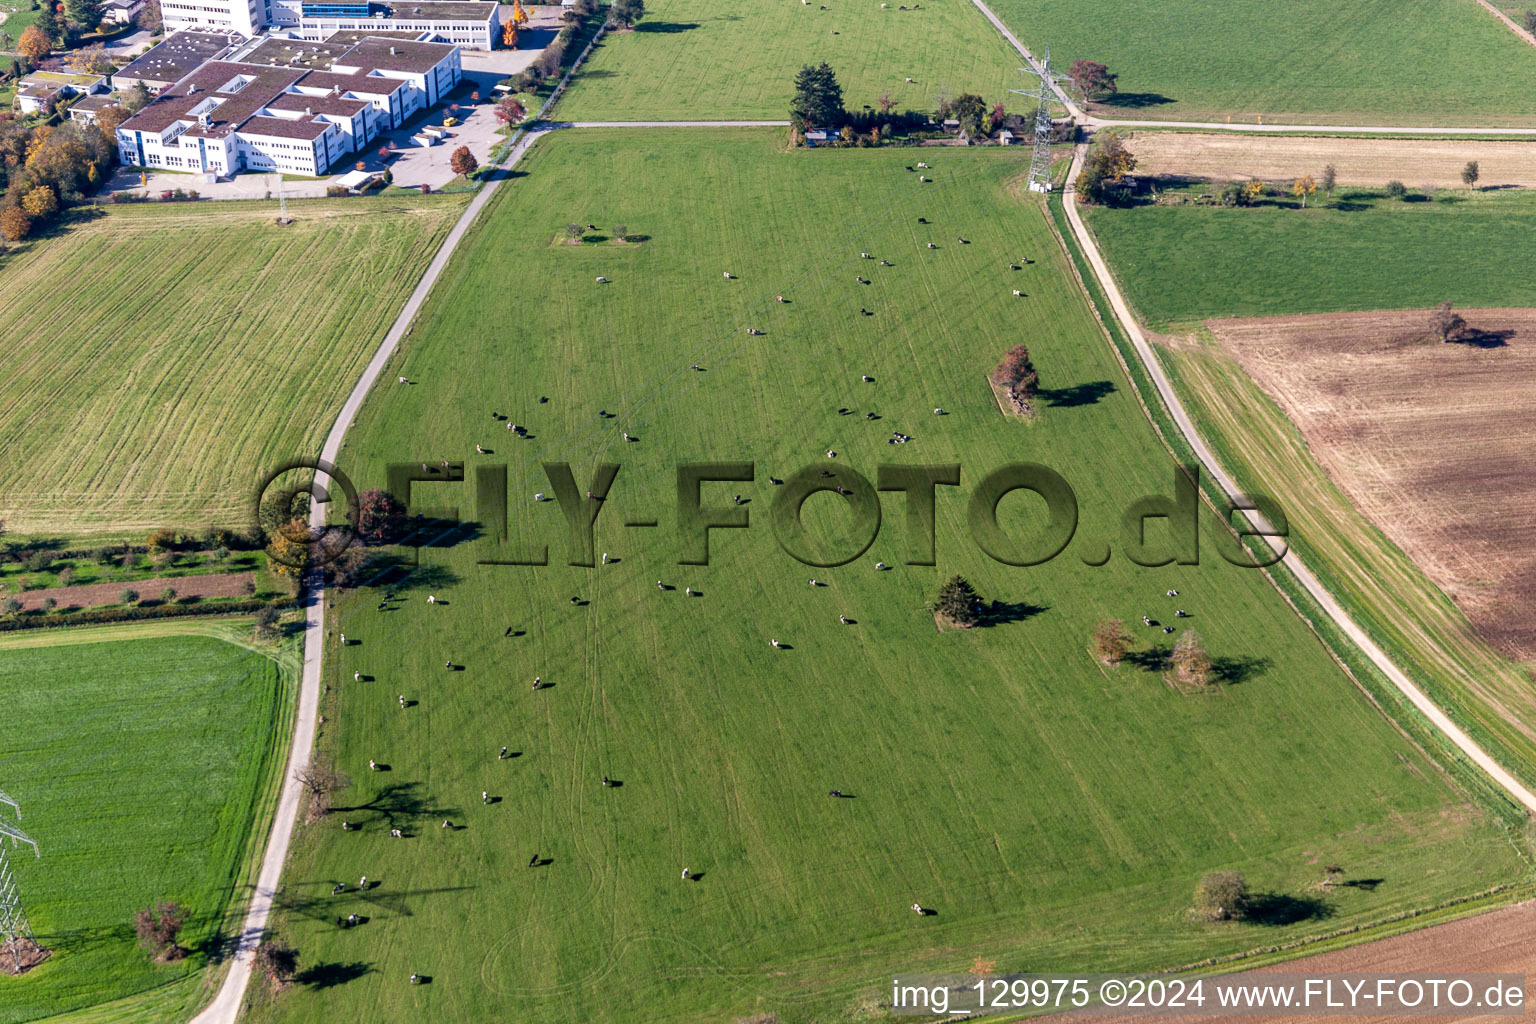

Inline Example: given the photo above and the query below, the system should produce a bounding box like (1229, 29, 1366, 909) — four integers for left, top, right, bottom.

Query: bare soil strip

(6, 571, 256, 612)
(1095, 899, 1536, 1024)
(1205, 308, 1536, 662)
(1125, 132, 1536, 188)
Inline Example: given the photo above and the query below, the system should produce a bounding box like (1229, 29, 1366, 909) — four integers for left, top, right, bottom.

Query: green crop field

(0, 621, 295, 1024)
(0, 195, 465, 543)
(556, 0, 1021, 121)
(244, 129, 1530, 1024)
(986, 0, 1536, 125)
(1079, 188, 1536, 326)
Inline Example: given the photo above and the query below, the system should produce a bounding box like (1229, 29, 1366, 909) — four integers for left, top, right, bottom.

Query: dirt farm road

(1058, 138, 1536, 816)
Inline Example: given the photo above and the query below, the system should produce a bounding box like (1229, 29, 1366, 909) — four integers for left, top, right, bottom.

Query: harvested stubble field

(1125, 132, 1536, 188)
(0, 196, 465, 541)
(1154, 310, 1536, 803)
(1096, 898, 1536, 1024)
(1202, 310, 1536, 663)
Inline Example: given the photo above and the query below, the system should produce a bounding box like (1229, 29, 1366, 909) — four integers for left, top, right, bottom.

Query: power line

(0, 790, 43, 976)
(1010, 47, 1070, 193)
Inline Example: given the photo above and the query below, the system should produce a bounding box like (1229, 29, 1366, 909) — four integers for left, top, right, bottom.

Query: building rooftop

(239, 33, 452, 74)
(114, 31, 242, 86)
(240, 114, 331, 140)
(121, 60, 307, 135)
(302, 0, 496, 21)
(321, 28, 430, 44)
(332, 36, 456, 74)
(266, 90, 370, 116)
(294, 68, 410, 96)
(242, 36, 357, 69)
(23, 70, 105, 87)
(70, 94, 122, 110)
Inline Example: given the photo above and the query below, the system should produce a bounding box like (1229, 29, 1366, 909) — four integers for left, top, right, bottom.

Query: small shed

(997, 130, 1016, 145)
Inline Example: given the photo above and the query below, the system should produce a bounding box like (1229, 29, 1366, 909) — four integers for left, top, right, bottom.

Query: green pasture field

(556, 0, 1022, 121)
(985, 0, 1536, 125)
(0, 621, 295, 1024)
(0, 195, 466, 543)
(1079, 187, 1536, 326)
(245, 129, 1532, 1024)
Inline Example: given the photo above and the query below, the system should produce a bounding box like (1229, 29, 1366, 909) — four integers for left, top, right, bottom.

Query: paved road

(1057, 138, 1536, 815)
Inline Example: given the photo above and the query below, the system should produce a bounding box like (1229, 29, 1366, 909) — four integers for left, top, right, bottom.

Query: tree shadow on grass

(275, 882, 477, 924)
(979, 599, 1048, 627)
(1095, 92, 1175, 109)
(296, 961, 375, 989)
(1210, 654, 1271, 685)
(1038, 380, 1116, 407)
(1244, 892, 1333, 926)
(1124, 644, 1171, 672)
(634, 21, 698, 32)
(333, 781, 458, 835)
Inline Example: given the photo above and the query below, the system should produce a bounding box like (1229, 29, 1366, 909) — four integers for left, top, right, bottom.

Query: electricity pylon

(1010, 46, 1071, 193)
(0, 791, 42, 975)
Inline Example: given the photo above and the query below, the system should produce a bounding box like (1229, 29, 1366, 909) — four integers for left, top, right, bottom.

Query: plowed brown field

(1205, 309, 1536, 660)
(1127, 133, 1536, 188)
(1095, 900, 1536, 1024)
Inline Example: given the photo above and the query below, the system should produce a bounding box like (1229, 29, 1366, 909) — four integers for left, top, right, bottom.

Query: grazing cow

(411, 972, 420, 984)
(399, 376, 408, 383)
(595, 276, 607, 283)
(911, 903, 925, 914)
(391, 828, 403, 838)
(482, 791, 489, 804)
(602, 776, 613, 787)
(354, 671, 361, 682)
(926, 242, 937, 248)
(1167, 589, 1179, 597)
(875, 561, 886, 570)
(499, 746, 508, 759)
(442, 819, 452, 828)
(369, 760, 379, 770)
(826, 449, 837, 458)
(933, 407, 945, 415)
(1013, 290, 1022, 297)
(861, 252, 871, 259)
(682, 867, 691, 879)
(839, 615, 849, 624)
(476, 444, 485, 454)
(1164, 626, 1175, 634)
(723, 271, 732, 279)
(1142, 616, 1152, 626)
(528, 853, 539, 868)
(532, 676, 541, 689)
(770, 639, 781, 649)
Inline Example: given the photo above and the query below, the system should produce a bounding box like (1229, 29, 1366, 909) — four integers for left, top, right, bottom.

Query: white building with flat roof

(161, 0, 500, 49)
(116, 36, 461, 177)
